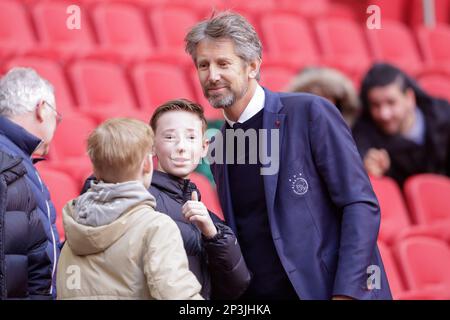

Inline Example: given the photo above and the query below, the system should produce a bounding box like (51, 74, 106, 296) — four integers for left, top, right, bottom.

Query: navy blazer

(210, 88, 392, 300)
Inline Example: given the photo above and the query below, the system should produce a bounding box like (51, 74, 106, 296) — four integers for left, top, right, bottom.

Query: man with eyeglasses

(0, 67, 61, 299)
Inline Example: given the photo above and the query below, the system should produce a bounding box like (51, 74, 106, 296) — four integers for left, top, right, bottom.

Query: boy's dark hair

(150, 99, 208, 133)
(360, 63, 432, 117)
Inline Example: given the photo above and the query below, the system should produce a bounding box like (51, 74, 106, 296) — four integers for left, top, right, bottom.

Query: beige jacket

(56, 180, 203, 300)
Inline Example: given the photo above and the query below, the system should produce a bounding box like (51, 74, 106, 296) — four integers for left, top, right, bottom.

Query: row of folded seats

(2, 56, 450, 130)
(7, 0, 450, 28)
(2, 0, 450, 78)
(371, 174, 450, 299)
(0, 57, 224, 121)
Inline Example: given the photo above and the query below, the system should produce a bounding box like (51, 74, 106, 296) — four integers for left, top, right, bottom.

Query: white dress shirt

(224, 84, 265, 127)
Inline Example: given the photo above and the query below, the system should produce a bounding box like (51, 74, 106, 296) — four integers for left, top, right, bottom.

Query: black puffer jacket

(149, 171, 251, 300)
(0, 151, 52, 299)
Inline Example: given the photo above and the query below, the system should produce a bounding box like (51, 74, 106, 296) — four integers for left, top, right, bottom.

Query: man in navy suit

(185, 12, 392, 300)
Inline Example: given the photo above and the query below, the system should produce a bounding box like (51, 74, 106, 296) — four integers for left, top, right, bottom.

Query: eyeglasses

(43, 100, 63, 124)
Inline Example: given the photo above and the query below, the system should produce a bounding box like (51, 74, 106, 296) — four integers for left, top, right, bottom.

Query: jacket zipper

(35, 171, 57, 295)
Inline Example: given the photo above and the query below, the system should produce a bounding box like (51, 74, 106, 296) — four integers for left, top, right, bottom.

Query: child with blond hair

(56, 118, 203, 300)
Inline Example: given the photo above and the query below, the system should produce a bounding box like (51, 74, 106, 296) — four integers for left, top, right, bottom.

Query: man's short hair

(150, 99, 208, 133)
(87, 118, 154, 183)
(360, 63, 410, 110)
(0, 67, 55, 117)
(185, 11, 262, 80)
(359, 63, 435, 119)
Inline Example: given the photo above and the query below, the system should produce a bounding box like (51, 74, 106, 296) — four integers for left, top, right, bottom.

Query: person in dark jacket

(148, 99, 251, 300)
(353, 63, 450, 186)
(0, 68, 61, 297)
(81, 99, 251, 300)
(0, 151, 52, 299)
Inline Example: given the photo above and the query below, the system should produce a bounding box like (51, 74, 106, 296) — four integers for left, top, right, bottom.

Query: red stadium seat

(0, 0, 36, 58)
(366, 20, 423, 74)
(396, 287, 450, 300)
(364, 0, 408, 23)
(377, 241, 405, 298)
(67, 60, 138, 116)
(409, 0, 450, 27)
(315, 18, 371, 74)
(132, 62, 195, 114)
(394, 236, 450, 291)
(418, 72, 450, 101)
(260, 13, 320, 69)
(259, 66, 297, 92)
(37, 168, 80, 241)
(52, 114, 96, 160)
(404, 174, 450, 225)
(370, 176, 411, 244)
(32, 1, 96, 58)
(190, 172, 223, 220)
(222, 0, 276, 13)
(159, 0, 222, 14)
(49, 113, 95, 183)
(92, 2, 154, 62)
(278, 0, 330, 19)
(148, 7, 198, 63)
(417, 24, 450, 71)
(74, 0, 165, 5)
(326, 2, 359, 21)
(4, 57, 76, 115)
(395, 221, 450, 245)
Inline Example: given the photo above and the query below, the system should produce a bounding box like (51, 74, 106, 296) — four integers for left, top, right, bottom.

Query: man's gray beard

(206, 84, 250, 109)
(207, 92, 236, 109)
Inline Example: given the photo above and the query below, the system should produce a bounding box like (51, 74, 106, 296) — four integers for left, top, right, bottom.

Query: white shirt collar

(224, 85, 265, 127)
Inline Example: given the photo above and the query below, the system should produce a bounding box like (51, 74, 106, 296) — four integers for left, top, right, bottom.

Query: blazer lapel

(262, 88, 285, 224)
(213, 125, 238, 233)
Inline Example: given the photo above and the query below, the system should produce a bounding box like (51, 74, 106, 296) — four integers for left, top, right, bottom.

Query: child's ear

(143, 153, 153, 174)
(141, 154, 153, 189)
(151, 145, 159, 161)
(201, 137, 209, 158)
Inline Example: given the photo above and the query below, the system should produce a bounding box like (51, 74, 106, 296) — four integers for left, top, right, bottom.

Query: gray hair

(0, 67, 55, 117)
(185, 11, 262, 80)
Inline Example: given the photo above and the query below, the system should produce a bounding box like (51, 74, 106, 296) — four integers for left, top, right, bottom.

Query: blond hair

(87, 118, 154, 183)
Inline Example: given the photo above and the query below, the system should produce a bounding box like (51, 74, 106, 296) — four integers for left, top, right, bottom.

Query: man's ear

(35, 100, 46, 123)
(249, 58, 262, 79)
(405, 88, 416, 109)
